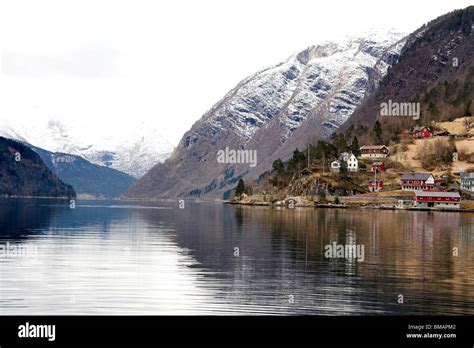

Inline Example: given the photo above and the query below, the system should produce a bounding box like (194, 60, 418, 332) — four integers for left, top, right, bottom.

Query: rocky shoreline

(224, 197, 474, 213)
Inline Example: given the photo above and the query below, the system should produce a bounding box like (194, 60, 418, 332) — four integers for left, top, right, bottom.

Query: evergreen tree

(244, 183, 253, 196)
(340, 159, 348, 178)
(351, 136, 361, 157)
(235, 179, 245, 198)
(466, 101, 472, 116)
(318, 187, 327, 203)
(333, 133, 348, 153)
(314, 140, 338, 161)
(287, 148, 306, 172)
(428, 102, 440, 116)
(272, 159, 285, 174)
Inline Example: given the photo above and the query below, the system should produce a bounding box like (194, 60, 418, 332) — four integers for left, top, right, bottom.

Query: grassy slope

(391, 117, 474, 175)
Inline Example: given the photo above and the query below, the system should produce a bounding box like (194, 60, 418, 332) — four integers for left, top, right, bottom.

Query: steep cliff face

(342, 6, 474, 130)
(126, 31, 405, 199)
(0, 137, 75, 197)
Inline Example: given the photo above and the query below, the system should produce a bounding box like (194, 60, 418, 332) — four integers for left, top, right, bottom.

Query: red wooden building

(360, 145, 390, 158)
(401, 173, 435, 191)
(413, 191, 460, 209)
(411, 126, 433, 139)
(371, 161, 385, 172)
(368, 179, 383, 192)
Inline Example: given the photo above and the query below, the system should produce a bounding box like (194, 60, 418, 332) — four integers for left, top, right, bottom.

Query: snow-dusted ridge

(0, 117, 174, 178)
(127, 30, 408, 199)
(197, 30, 407, 145)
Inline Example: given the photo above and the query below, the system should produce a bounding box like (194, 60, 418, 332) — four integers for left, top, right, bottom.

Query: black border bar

(0, 315, 472, 347)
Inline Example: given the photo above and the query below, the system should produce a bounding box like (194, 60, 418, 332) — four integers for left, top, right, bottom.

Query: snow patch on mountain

(197, 30, 406, 146)
(126, 30, 408, 199)
(0, 117, 174, 178)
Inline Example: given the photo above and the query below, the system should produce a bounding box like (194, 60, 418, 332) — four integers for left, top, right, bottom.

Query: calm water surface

(0, 198, 473, 315)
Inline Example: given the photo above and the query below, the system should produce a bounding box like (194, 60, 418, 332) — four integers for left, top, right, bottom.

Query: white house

(331, 153, 358, 173)
(330, 160, 341, 173)
(461, 172, 474, 193)
(340, 152, 359, 172)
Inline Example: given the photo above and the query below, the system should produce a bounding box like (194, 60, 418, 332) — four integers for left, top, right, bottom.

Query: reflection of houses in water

(412, 212, 460, 235)
(158, 205, 473, 313)
(411, 212, 461, 261)
(357, 211, 466, 281)
(345, 227, 357, 276)
(368, 212, 382, 262)
(459, 214, 474, 252)
(414, 213, 434, 259)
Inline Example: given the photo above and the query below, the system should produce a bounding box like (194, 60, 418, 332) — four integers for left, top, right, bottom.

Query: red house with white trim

(360, 145, 390, 158)
(413, 191, 460, 209)
(368, 179, 383, 192)
(401, 173, 435, 191)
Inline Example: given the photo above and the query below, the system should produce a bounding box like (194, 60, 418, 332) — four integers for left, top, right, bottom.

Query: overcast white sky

(0, 0, 472, 145)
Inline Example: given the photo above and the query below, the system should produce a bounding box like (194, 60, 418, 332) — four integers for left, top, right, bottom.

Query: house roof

(368, 179, 383, 183)
(401, 173, 433, 181)
(414, 191, 460, 198)
(461, 172, 474, 179)
(339, 152, 355, 161)
(413, 126, 431, 132)
(360, 145, 388, 150)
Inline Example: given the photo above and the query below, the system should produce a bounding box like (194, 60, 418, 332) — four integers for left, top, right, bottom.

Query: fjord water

(0, 198, 473, 315)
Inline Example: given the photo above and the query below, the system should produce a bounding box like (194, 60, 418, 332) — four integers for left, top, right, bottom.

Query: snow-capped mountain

(0, 118, 174, 178)
(126, 31, 406, 199)
(201, 31, 404, 142)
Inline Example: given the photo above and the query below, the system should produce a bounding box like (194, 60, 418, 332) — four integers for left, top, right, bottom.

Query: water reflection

(0, 199, 473, 315)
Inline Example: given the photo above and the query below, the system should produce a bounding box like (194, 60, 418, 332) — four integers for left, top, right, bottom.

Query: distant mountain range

(0, 118, 174, 178)
(0, 118, 168, 198)
(2, 7, 471, 201)
(0, 136, 136, 198)
(125, 31, 406, 199)
(0, 137, 75, 198)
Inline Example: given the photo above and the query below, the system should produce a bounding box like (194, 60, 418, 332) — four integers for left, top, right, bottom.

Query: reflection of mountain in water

(0, 199, 133, 241)
(0, 198, 59, 239)
(0, 200, 224, 315)
(1, 200, 473, 315)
